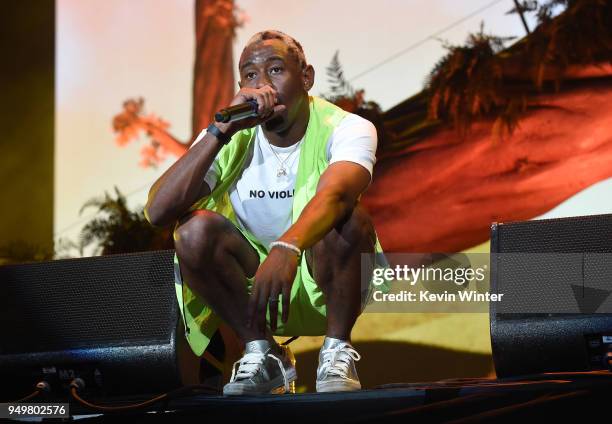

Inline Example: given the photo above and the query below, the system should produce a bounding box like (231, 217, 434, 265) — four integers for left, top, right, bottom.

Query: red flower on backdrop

(112, 97, 186, 168)
(110, 0, 248, 169)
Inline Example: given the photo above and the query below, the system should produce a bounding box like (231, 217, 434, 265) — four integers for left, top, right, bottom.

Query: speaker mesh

(493, 214, 612, 318)
(496, 214, 612, 253)
(490, 214, 612, 376)
(0, 250, 177, 354)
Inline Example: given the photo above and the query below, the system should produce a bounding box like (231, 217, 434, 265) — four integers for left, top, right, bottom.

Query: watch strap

(206, 123, 231, 145)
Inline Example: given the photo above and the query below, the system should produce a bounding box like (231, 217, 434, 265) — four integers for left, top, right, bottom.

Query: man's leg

(174, 209, 278, 348)
(175, 210, 298, 395)
(305, 203, 376, 341)
(306, 203, 376, 392)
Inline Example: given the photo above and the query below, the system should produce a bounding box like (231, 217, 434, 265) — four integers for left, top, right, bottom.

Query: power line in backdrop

(348, 0, 507, 82)
(53, 0, 508, 241)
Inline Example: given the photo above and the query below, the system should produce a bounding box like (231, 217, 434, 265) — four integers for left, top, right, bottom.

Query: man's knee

(330, 204, 376, 251)
(174, 210, 229, 261)
(340, 204, 376, 245)
(313, 204, 376, 261)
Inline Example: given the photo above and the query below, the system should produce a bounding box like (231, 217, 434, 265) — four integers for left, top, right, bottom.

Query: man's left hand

(247, 247, 299, 333)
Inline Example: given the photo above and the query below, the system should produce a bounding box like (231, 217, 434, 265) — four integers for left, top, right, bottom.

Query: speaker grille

(490, 214, 612, 377)
(496, 214, 612, 253)
(492, 214, 612, 319)
(0, 250, 177, 353)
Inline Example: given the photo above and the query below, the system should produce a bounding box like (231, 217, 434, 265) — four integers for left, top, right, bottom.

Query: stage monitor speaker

(0, 249, 219, 401)
(490, 213, 612, 378)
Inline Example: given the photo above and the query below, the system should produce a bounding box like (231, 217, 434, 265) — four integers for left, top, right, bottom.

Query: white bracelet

(269, 241, 301, 257)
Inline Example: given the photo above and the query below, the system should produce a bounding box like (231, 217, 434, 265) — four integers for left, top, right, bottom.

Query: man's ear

(302, 64, 315, 91)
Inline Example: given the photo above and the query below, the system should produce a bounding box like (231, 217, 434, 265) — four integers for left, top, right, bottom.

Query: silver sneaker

(316, 337, 362, 392)
(223, 340, 297, 396)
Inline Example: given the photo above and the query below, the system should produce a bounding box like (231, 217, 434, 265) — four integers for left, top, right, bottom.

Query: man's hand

(247, 246, 299, 334)
(219, 86, 287, 136)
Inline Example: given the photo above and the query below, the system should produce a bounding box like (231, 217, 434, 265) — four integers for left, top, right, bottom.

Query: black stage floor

(8, 371, 612, 423)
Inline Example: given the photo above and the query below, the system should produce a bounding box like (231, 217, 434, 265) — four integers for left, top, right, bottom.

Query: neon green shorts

(234, 225, 328, 337)
(174, 222, 387, 356)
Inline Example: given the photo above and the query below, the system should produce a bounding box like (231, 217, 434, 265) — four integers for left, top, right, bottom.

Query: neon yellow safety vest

(174, 95, 386, 356)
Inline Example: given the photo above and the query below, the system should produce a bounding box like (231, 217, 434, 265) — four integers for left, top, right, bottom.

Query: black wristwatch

(206, 123, 232, 145)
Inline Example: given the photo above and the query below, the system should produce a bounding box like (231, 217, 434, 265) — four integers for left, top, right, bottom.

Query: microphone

(215, 100, 259, 123)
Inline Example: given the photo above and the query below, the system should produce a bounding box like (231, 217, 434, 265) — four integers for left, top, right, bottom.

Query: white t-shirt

(190, 113, 377, 249)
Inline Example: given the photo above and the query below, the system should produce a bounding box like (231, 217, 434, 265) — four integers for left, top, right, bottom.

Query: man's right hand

(217, 86, 287, 136)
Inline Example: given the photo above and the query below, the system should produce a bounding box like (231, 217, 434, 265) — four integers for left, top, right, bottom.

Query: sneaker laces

(319, 343, 361, 379)
(229, 349, 290, 392)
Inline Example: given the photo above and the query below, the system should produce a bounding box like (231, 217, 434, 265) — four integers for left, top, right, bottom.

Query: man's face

(238, 39, 312, 133)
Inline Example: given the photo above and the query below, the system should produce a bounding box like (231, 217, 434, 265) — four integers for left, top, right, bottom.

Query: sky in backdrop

(55, 0, 611, 256)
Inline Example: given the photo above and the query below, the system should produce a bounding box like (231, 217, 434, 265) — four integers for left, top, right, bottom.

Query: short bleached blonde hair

(242, 30, 307, 70)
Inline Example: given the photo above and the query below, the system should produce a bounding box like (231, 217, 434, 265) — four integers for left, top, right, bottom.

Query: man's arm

(145, 86, 286, 227)
(144, 124, 228, 228)
(275, 113, 377, 250)
(246, 160, 372, 332)
(278, 160, 371, 252)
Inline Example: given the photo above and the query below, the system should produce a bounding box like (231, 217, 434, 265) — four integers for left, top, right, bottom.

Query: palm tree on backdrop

(420, 0, 612, 145)
(78, 187, 173, 256)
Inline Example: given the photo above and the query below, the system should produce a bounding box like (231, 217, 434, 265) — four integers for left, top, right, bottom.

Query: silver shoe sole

(316, 378, 361, 393)
(223, 368, 297, 396)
